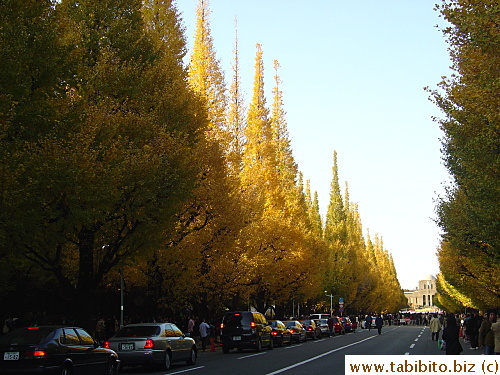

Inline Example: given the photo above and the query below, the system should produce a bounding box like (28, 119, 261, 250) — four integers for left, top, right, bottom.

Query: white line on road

(237, 351, 267, 360)
(404, 352, 410, 355)
(414, 338, 419, 341)
(166, 366, 205, 374)
(265, 336, 376, 375)
(410, 344, 415, 349)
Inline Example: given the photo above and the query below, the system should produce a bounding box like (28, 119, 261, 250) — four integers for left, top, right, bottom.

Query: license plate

(232, 336, 241, 341)
(120, 343, 135, 351)
(4, 352, 19, 360)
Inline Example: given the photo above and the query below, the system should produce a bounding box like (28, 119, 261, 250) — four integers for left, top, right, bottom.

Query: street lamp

(324, 291, 333, 316)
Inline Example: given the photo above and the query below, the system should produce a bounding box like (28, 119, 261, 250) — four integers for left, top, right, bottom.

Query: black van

(220, 312, 273, 353)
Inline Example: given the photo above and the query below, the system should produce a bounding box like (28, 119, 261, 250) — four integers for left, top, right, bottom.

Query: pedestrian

(429, 314, 442, 341)
(199, 318, 210, 351)
(95, 317, 106, 343)
(479, 309, 497, 355)
(365, 314, 372, 331)
(491, 314, 500, 355)
(327, 316, 334, 337)
(442, 314, 463, 355)
(375, 315, 383, 335)
(187, 316, 195, 337)
(466, 312, 480, 349)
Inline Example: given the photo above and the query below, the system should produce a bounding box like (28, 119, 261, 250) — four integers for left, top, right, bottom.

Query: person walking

(442, 314, 463, 355)
(466, 312, 480, 349)
(365, 314, 372, 331)
(429, 314, 442, 341)
(375, 315, 383, 335)
(327, 316, 334, 337)
(479, 309, 497, 355)
(199, 318, 211, 351)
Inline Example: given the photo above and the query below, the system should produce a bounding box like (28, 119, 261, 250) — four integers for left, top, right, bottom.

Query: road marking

(167, 366, 205, 374)
(410, 344, 415, 349)
(237, 351, 267, 360)
(414, 338, 419, 341)
(265, 336, 376, 375)
(404, 352, 410, 355)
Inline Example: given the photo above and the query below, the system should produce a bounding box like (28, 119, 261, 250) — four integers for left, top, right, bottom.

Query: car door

(171, 324, 190, 359)
(164, 324, 183, 361)
(61, 328, 88, 374)
(75, 328, 105, 373)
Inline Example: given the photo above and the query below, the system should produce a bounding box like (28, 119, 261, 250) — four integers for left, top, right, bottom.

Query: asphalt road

(120, 325, 482, 375)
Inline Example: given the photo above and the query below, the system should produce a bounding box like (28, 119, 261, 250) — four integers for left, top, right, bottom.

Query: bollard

(210, 337, 216, 352)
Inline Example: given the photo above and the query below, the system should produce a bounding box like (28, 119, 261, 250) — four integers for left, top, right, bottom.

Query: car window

(171, 325, 183, 336)
(75, 329, 95, 346)
(63, 329, 80, 345)
(115, 325, 160, 337)
(223, 313, 251, 327)
(0, 327, 53, 346)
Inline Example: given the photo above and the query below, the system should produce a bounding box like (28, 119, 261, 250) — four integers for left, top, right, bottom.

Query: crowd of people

(429, 309, 499, 355)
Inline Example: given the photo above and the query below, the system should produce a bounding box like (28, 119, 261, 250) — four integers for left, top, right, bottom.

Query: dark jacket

(442, 316, 463, 355)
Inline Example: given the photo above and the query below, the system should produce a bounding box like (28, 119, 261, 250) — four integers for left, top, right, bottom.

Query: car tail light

(289, 329, 296, 333)
(307, 327, 312, 331)
(26, 350, 46, 358)
(27, 327, 40, 330)
(144, 339, 154, 349)
(250, 322, 256, 328)
(220, 323, 224, 329)
(102, 341, 110, 349)
(272, 331, 278, 336)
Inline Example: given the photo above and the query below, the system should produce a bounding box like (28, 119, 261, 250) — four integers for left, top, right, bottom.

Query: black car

(284, 321, 307, 343)
(220, 312, 273, 353)
(0, 325, 119, 375)
(299, 320, 321, 340)
(268, 320, 292, 347)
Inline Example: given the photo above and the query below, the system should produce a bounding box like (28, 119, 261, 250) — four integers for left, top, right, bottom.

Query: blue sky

(175, 0, 454, 291)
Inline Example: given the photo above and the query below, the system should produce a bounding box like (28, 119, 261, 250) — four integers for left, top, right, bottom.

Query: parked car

(220, 312, 273, 353)
(299, 320, 321, 340)
(268, 320, 292, 347)
(314, 319, 330, 337)
(331, 316, 345, 335)
(0, 325, 119, 375)
(284, 321, 307, 343)
(104, 322, 197, 371)
(340, 317, 353, 333)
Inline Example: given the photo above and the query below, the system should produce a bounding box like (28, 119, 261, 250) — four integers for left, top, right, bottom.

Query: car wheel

(60, 364, 72, 375)
(278, 335, 284, 347)
(163, 351, 172, 371)
(255, 339, 262, 352)
(268, 337, 273, 350)
(105, 358, 117, 375)
(186, 346, 197, 365)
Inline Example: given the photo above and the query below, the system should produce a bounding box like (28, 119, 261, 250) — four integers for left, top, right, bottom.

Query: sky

(175, 0, 454, 291)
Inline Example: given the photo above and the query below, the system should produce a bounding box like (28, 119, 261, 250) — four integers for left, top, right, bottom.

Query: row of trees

(0, 0, 406, 328)
(429, 0, 499, 311)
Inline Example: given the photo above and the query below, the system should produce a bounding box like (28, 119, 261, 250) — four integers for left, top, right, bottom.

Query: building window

(423, 295, 426, 306)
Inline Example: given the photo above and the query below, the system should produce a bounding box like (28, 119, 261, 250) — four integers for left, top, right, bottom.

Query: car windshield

(0, 327, 54, 346)
(285, 321, 297, 327)
(114, 325, 160, 337)
(223, 313, 251, 327)
(301, 320, 312, 324)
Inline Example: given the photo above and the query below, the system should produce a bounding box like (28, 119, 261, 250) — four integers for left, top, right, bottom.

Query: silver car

(104, 323, 197, 371)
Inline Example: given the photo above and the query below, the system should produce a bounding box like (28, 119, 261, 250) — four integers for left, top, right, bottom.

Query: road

(120, 325, 481, 375)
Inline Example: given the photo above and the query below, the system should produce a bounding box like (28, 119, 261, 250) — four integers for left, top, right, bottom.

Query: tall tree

(430, 0, 500, 308)
(0, 0, 204, 326)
